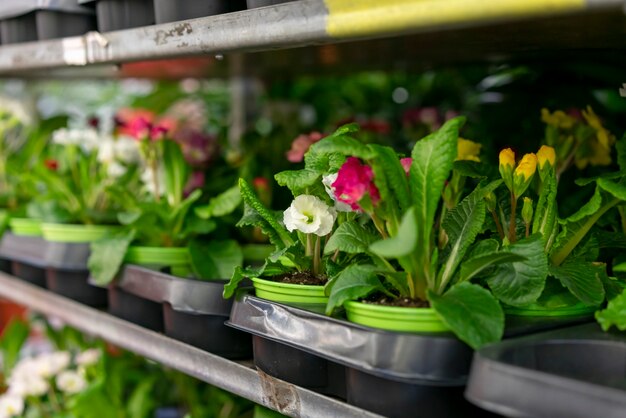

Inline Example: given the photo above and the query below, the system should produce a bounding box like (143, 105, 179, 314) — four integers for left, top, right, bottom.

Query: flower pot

(0, 234, 46, 286)
(41, 223, 116, 243)
(0, 257, 11, 274)
(46, 268, 108, 307)
(124, 246, 191, 277)
(251, 277, 328, 306)
(9, 218, 42, 237)
(88, 0, 155, 32)
(504, 301, 598, 337)
(466, 323, 626, 418)
(0, 10, 95, 44)
(108, 286, 164, 331)
(344, 300, 451, 333)
(11, 261, 46, 288)
(153, 0, 246, 24)
(252, 335, 346, 398)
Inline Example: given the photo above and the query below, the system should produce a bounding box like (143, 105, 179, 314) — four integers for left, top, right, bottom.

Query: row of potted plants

(1, 96, 624, 415)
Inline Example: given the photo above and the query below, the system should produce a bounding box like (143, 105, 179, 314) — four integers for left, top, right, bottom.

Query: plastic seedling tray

(0, 234, 47, 287)
(11, 261, 46, 288)
(0, 1, 95, 44)
(466, 323, 626, 418)
(154, 0, 246, 24)
(227, 294, 494, 417)
(78, 0, 154, 32)
(113, 265, 251, 359)
(108, 286, 164, 331)
(246, 0, 295, 8)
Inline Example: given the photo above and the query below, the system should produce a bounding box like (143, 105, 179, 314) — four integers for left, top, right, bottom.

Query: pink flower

(174, 129, 219, 168)
(286, 132, 325, 163)
(360, 118, 391, 135)
(400, 157, 412, 175)
(115, 109, 175, 141)
(332, 157, 380, 210)
(184, 171, 205, 197)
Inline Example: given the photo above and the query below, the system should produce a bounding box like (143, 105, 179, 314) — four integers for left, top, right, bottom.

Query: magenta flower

(184, 171, 205, 197)
(400, 157, 412, 175)
(174, 129, 219, 169)
(286, 132, 325, 163)
(331, 157, 380, 211)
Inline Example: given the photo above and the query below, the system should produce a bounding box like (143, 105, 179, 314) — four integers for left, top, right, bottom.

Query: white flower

(283, 195, 336, 236)
(52, 128, 105, 154)
(114, 136, 141, 164)
(322, 173, 354, 212)
(34, 351, 70, 378)
(56, 370, 87, 394)
(8, 375, 49, 397)
(98, 138, 116, 163)
(107, 161, 127, 178)
(76, 349, 100, 367)
(0, 394, 24, 417)
(140, 165, 166, 197)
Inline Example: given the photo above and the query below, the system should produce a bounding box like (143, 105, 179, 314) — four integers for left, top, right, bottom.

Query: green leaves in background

(195, 185, 242, 219)
(88, 230, 136, 286)
(325, 264, 385, 315)
(0, 320, 29, 377)
(596, 288, 626, 331)
(162, 140, 190, 207)
(429, 282, 504, 349)
(486, 234, 548, 307)
(189, 239, 243, 280)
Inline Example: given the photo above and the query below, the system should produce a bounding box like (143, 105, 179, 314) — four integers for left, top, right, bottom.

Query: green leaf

(564, 186, 601, 222)
(117, 210, 142, 225)
(88, 230, 136, 286)
(190, 239, 243, 280)
(194, 185, 241, 219)
(126, 377, 156, 418)
(169, 189, 202, 224)
(162, 139, 190, 207)
(237, 178, 295, 249)
(310, 133, 373, 160)
(369, 207, 417, 258)
(325, 264, 383, 315)
(596, 288, 626, 331)
(575, 171, 624, 186)
(437, 185, 489, 291)
(0, 320, 29, 376)
(429, 282, 504, 349)
(223, 264, 265, 299)
(325, 221, 378, 255)
(617, 135, 626, 171)
(369, 144, 411, 213)
(594, 231, 626, 249)
(549, 261, 605, 306)
(409, 117, 464, 272)
(486, 234, 548, 307)
(597, 178, 626, 200)
(532, 171, 557, 246)
(274, 169, 322, 195)
(459, 252, 526, 283)
(452, 160, 495, 179)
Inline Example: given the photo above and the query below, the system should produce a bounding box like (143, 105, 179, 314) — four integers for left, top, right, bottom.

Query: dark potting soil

(363, 294, 430, 308)
(270, 271, 328, 286)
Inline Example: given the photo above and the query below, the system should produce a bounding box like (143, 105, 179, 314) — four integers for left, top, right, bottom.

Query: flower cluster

(0, 349, 100, 417)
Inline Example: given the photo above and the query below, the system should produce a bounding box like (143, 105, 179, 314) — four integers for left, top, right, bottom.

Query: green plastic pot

(504, 302, 598, 317)
(41, 223, 117, 243)
(124, 246, 191, 277)
(9, 218, 42, 237)
(251, 277, 328, 304)
(344, 300, 451, 333)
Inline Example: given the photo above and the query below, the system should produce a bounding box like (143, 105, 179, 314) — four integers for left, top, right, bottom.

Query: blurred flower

(44, 159, 58, 171)
(0, 394, 24, 417)
(403, 107, 441, 130)
(56, 371, 87, 394)
(76, 349, 101, 367)
(457, 138, 481, 162)
(114, 136, 141, 164)
(87, 116, 100, 129)
(541, 108, 577, 129)
(166, 99, 207, 132)
(115, 109, 175, 141)
(174, 129, 219, 169)
(400, 157, 412, 175)
(322, 173, 354, 212)
(107, 162, 127, 178)
(575, 106, 615, 169)
(141, 165, 166, 197)
(360, 119, 391, 135)
(286, 132, 325, 163)
(283, 195, 337, 236)
(332, 157, 380, 211)
(184, 171, 205, 197)
(52, 128, 105, 153)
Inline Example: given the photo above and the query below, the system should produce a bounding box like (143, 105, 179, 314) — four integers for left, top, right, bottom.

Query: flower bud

(513, 153, 537, 197)
(522, 197, 534, 225)
(537, 146, 556, 170)
(499, 148, 515, 191)
(485, 192, 497, 212)
(457, 138, 481, 162)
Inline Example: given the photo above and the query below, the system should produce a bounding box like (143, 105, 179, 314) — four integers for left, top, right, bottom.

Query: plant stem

(313, 236, 321, 276)
(525, 222, 530, 238)
(305, 234, 313, 257)
(490, 209, 505, 240)
(150, 142, 161, 202)
(370, 212, 389, 239)
(509, 192, 517, 243)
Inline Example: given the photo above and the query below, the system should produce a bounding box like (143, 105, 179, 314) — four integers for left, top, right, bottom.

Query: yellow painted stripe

(325, 0, 586, 38)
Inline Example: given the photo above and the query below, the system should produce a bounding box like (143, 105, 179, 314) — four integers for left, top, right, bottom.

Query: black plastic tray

(154, 0, 246, 24)
(113, 265, 251, 359)
(466, 323, 626, 418)
(108, 286, 163, 331)
(246, 0, 294, 8)
(79, 0, 154, 32)
(11, 261, 46, 288)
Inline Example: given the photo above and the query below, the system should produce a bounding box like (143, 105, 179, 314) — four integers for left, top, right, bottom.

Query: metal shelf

(0, 0, 624, 78)
(0, 272, 381, 418)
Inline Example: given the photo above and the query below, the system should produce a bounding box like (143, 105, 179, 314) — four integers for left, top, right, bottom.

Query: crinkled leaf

(310, 135, 373, 160)
(549, 261, 605, 306)
(237, 178, 294, 249)
(325, 264, 383, 315)
(597, 178, 626, 200)
(460, 252, 526, 283)
(194, 185, 241, 219)
(88, 230, 136, 286)
(594, 230, 626, 249)
(467, 239, 500, 259)
(409, 117, 464, 266)
(533, 171, 557, 246)
(429, 282, 504, 349)
(224, 264, 266, 299)
(325, 221, 378, 255)
(596, 289, 626, 331)
(602, 272, 626, 301)
(274, 169, 322, 196)
(369, 207, 417, 258)
(486, 234, 548, 307)
(190, 239, 243, 280)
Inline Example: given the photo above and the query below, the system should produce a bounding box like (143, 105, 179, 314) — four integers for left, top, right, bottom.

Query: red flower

(253, 177, 270, 191)
(400, 157, 412, 175)
(332, 157, 380, 211)
(44, 159, 58, 171)
(286, 132, 325, 163)
(360, 118, 391, 135)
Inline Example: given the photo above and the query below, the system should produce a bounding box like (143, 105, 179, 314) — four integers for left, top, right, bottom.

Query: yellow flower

(541, 108, 576, 130)
(457, 138, 481, 162)
(514, 153, 538, 181)
(537, 145, 556, 169)
(499, 148, 515, 169)
(575, 106, 615, 169)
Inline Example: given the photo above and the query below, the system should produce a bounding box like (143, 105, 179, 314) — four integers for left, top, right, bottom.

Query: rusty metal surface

(0, 272, 382, 418)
